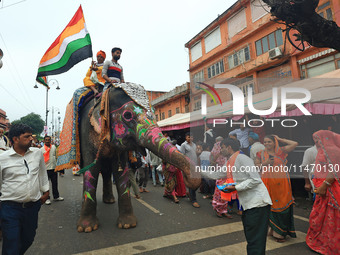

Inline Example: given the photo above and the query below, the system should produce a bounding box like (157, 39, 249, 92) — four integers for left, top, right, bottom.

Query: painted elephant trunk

(140, 126, 201, 190)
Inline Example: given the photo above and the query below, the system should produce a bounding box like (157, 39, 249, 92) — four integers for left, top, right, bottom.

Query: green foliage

(11, 113, 45, 135)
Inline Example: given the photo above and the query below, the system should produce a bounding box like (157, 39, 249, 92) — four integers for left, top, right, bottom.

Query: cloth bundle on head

(96, 50, 106, 59)
(249, 132, 259, 140)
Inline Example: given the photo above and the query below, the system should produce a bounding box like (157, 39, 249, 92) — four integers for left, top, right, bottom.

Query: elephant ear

(89, 103, 101, 135)
(116, 82, 152, 113)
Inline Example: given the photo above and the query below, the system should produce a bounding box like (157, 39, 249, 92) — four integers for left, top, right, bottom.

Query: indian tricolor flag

(36, 5, 92, 79)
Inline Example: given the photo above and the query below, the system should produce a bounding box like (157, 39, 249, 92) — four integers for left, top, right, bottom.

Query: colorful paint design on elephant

(84, 171, 95, 202)
(119, 165, 130, 197)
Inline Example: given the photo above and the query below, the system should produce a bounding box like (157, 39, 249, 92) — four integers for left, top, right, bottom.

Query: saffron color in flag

(36, 5, 92, 78)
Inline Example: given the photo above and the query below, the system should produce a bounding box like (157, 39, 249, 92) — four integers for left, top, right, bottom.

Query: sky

(0, 0, 234, 129)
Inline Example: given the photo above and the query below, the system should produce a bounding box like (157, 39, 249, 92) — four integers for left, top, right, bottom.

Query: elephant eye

(123, 110, 133, 121)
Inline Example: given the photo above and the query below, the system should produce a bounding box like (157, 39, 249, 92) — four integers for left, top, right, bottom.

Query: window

(193, 70, 204, 87)
(251, 0, 270, 22)
(191, 41, 202, 62)
(317, 2, 333, 21)
(176, 107, 180, 114)
(155, 114, 158, 121)
(161, 112, 165, 120)
(326, 8, 333, 20)
(240, 83, 255, 97)
(205, 27, 221, 53)
(207, 59, 224, 78)
(168, 110, 172, 118)
(228, 8, 247, 38)
(300, 55, 339, 79)
(228, 46, 251, 69)
(194, 101, 201, 111)
(255, 30, 283, 56)
(231, 76, 254, 97)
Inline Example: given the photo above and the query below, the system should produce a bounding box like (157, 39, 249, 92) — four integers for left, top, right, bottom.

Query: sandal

(174, 198, 179, 203)
(215, 211, 223, 218)
(192, 202, 200, 208)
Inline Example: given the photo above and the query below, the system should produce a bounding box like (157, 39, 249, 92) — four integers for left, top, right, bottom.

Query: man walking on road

(0, 124, 50, 255)
(41, 136, 64, 205)
(221, 138, 272, 255)
(181, 133, 200, 208)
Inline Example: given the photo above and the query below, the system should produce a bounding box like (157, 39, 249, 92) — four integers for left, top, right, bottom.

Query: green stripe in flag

(37, 34, 92, 76)
(36, 77, 49, 87)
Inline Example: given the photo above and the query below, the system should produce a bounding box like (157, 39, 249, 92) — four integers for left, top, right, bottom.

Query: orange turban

(96, 50, 106, 59)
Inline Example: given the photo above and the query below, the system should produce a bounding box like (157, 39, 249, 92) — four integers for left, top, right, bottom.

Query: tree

(11, 113, 45, 135)
(262, 0, 340, 52)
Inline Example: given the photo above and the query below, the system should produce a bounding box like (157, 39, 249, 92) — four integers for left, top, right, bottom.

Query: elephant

(76, 83, 201, 232)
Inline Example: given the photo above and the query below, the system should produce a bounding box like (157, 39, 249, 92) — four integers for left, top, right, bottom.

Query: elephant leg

(113, 155, 137, 229)
(77, 164, 100, 233)
(101, 164, 115, 204)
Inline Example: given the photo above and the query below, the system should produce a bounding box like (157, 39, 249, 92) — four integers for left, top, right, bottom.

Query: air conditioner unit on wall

(268, 47, 282, 59)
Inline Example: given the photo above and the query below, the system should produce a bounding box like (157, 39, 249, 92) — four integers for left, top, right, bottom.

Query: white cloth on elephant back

(114, 82, 152, 113)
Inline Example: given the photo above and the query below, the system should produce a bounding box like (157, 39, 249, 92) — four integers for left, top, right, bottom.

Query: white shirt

(181, 141, 198, 165)
(0, 147, 49, 203)
(200, 153, 272, 211)
(229, 128, 250, 148)
(0, 136, 9, 151)
(233, 154, 272, 210)
(301, 145, 318, 190)
(40, 145, 57, 170)
(249, 142, 265, 162)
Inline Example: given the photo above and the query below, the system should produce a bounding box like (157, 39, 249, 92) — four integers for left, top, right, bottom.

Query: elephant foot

(77, 215, 99, 233)
(117, 214, 137, 229)
(103, 193, 115, 204)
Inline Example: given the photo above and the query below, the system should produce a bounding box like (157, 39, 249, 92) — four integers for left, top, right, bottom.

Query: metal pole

(52, 106, 54, 141)
(45, 87, 49, 126)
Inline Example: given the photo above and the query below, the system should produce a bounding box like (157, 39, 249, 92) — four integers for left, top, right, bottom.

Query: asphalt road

(3, 170, 316, 255)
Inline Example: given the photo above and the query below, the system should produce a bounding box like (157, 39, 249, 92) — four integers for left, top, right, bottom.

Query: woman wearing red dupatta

(255, 135, 298, 242)
(306, 130, 340, 255)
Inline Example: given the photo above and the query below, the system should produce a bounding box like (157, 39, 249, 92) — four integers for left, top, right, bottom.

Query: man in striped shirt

(102, 47, 125, 90)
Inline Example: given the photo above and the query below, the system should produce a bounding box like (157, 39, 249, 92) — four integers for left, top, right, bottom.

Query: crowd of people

(137, 124, 339, 255)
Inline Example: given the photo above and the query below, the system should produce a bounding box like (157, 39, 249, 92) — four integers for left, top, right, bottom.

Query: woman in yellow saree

(255, 135, 298, 242)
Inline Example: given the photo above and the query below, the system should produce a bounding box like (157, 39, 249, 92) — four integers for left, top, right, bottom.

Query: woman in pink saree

(306, 130, 340, 255)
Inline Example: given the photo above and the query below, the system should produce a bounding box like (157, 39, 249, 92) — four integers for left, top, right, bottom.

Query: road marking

(195, 231, 307, 255)
(135, 198, 161, 214)
(74, 218, 309, 255)
(74, 222, 244, 255)
(294, 215, 309, 223)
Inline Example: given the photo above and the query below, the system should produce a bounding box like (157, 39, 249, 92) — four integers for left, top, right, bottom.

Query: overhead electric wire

(0, 0, 27, 10)
(0, 82, 33, 113)
(0, 32, 38, 113)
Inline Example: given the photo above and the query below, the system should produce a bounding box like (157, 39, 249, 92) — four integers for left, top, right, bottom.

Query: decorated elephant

(76, 83, 200, 232)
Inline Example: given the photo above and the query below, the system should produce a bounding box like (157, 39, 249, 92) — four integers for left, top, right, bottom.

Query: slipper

(223, 213, 233, 219)
(174, 198, 179, 203)
(134, 195, 141, 199)
(192, 202, 200, 208)
(143, 189, 149, 193)
(274, 237, 286, 243)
